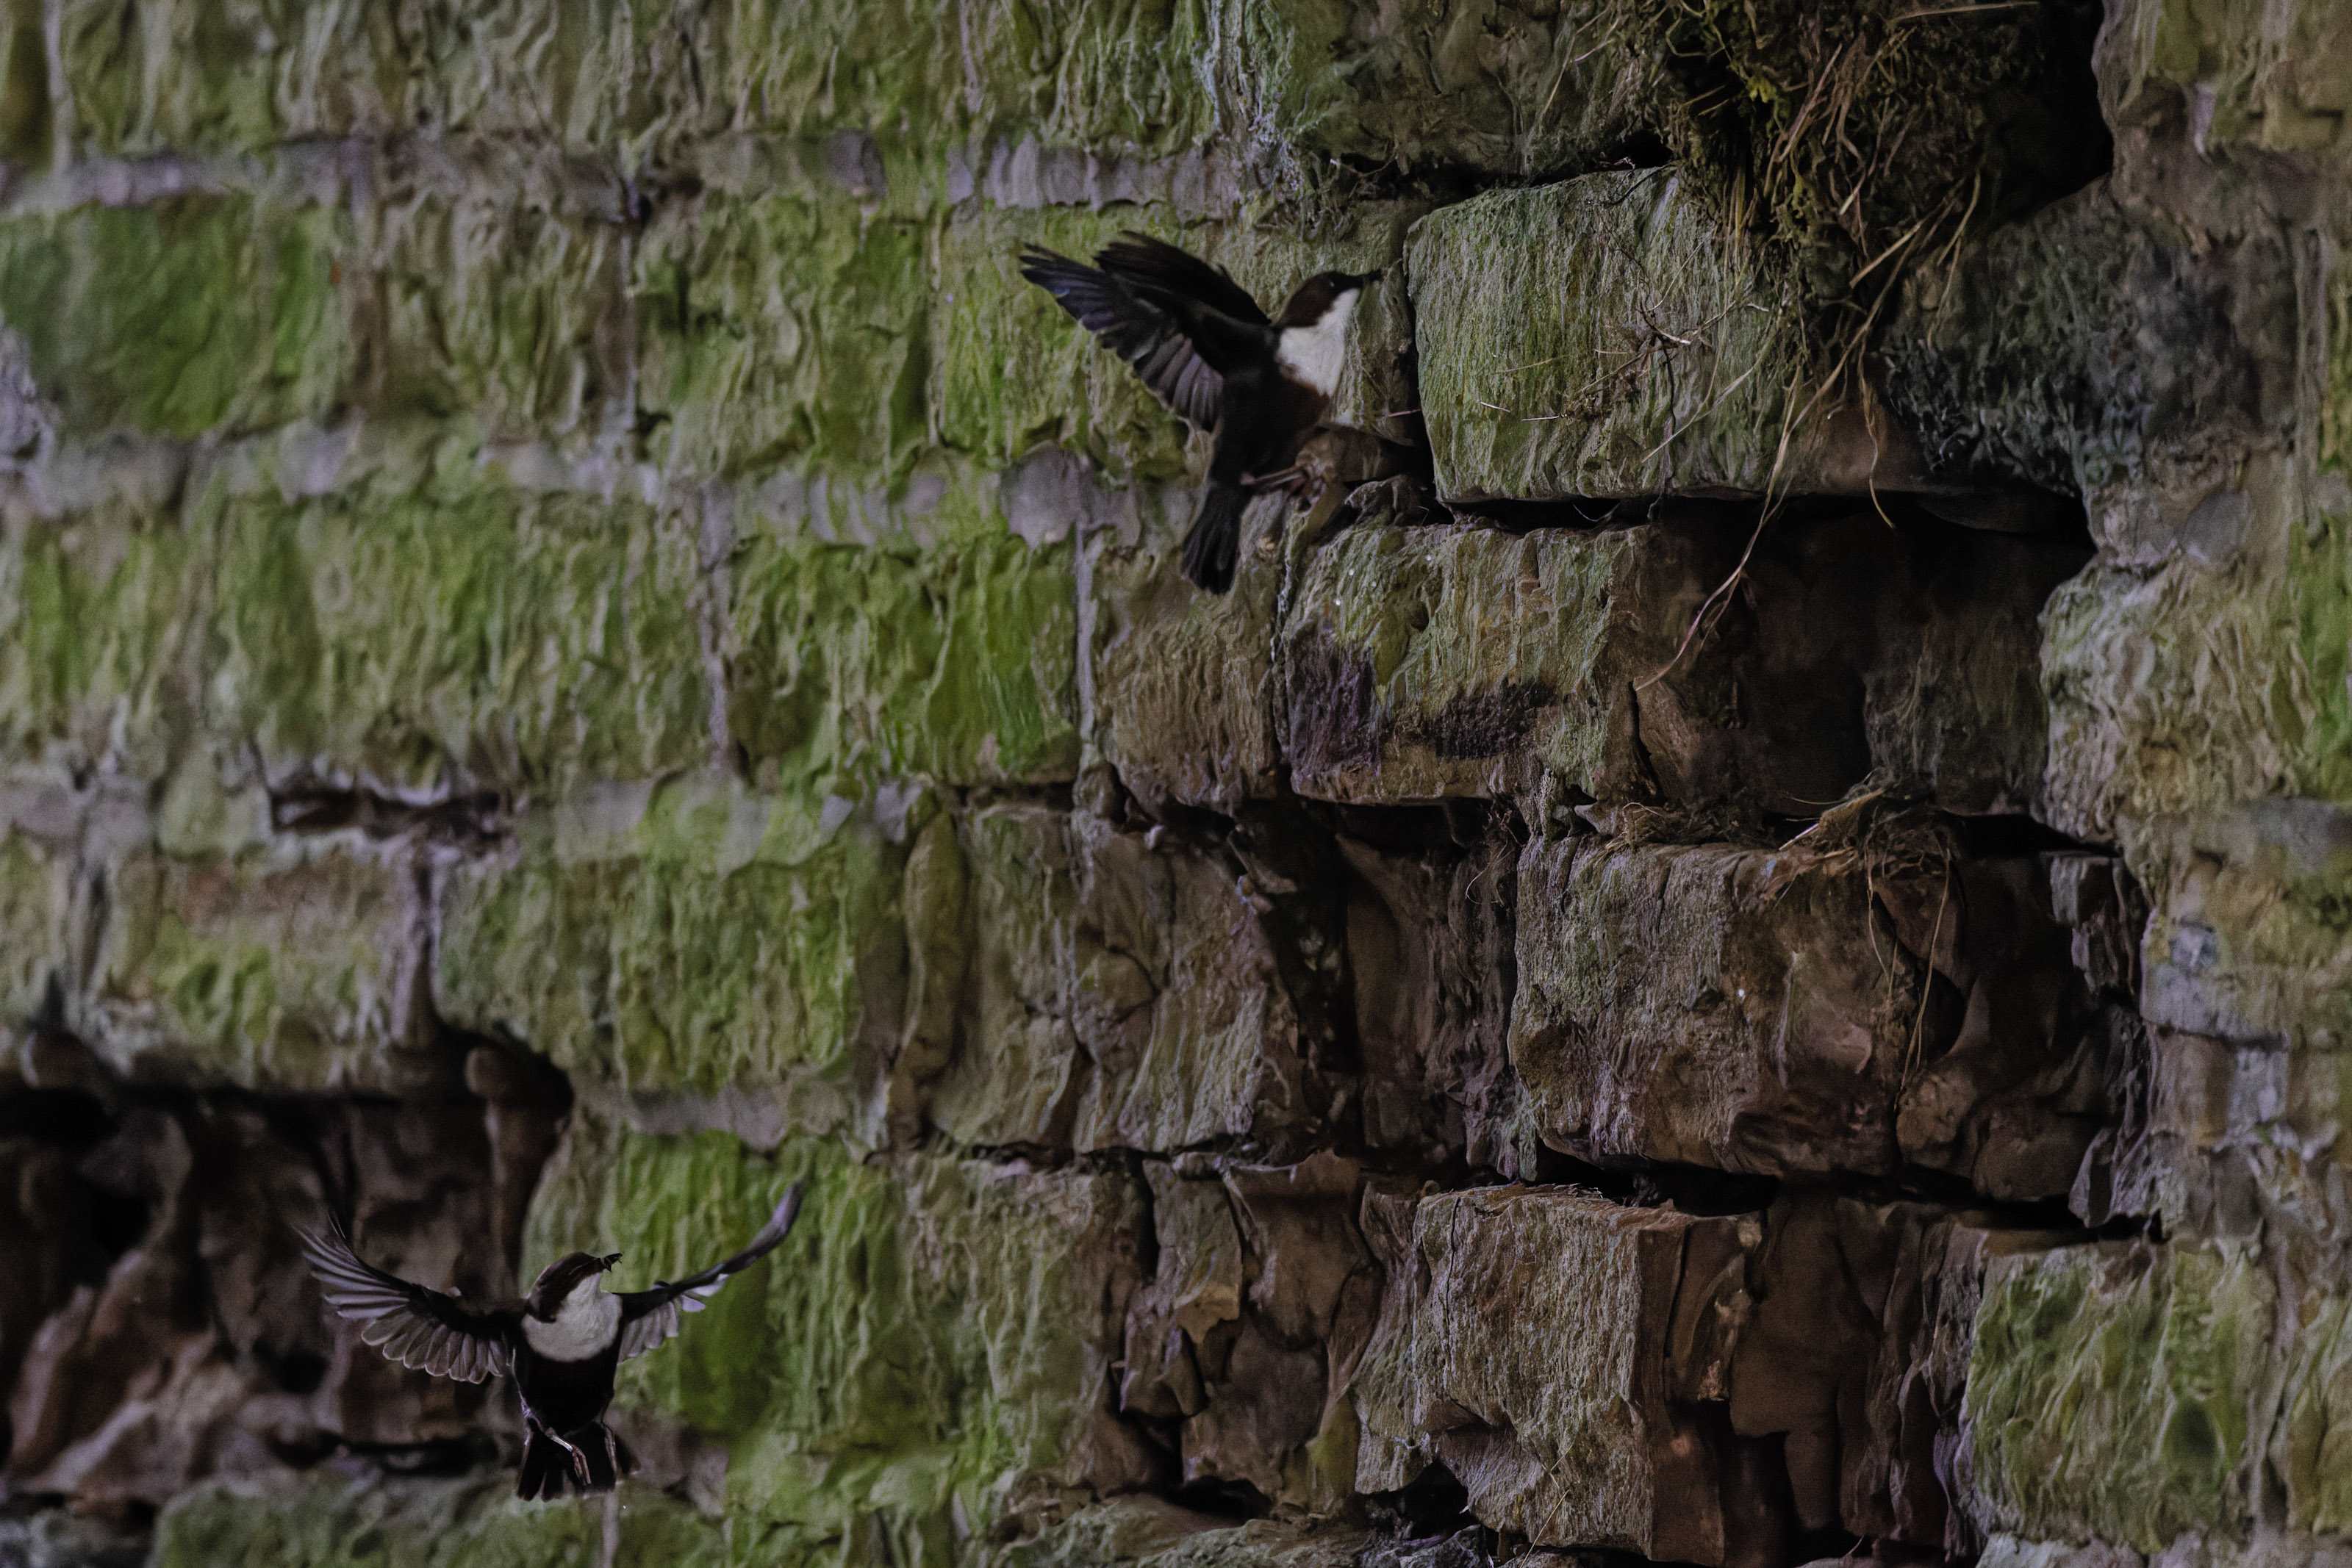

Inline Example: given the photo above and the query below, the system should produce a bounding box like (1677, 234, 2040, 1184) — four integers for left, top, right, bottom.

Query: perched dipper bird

(1019, 234, 1374, 593)
(300, 1187, 804, 1500)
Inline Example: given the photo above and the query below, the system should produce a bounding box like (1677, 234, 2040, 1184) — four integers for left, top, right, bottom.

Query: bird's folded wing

(299, 1222, 519, 1384)
(1018, 246, 1234, 431)
(614, 1184, 806, 1362)
(1094, 233, 1270, 327)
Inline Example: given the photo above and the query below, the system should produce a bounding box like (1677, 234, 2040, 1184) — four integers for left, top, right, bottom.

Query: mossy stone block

(1410, 172, 1849, 503)
(437, 777, 907, 1108)
(152, 1472, 726, 1568)
(82, 842, 429, 1093)
(0, 196, 347, 439)
(1965, 1240, 2270, 1549)
(728, 531, 1080, 794)
(200, 476, 714, 797)
(1279, 522, 1635, 805)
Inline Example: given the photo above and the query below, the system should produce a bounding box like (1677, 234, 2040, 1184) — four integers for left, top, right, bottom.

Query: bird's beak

(599, 1253, 621, 1272)
(1347, 267, 1385, 291)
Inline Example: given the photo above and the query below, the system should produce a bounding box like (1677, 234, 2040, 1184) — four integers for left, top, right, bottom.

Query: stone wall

(0, 3, 2345, 1568)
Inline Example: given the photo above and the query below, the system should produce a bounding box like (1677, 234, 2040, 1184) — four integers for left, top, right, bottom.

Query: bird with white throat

(1019, 232, 1377, 594)
(301, 1186, 804, 1500)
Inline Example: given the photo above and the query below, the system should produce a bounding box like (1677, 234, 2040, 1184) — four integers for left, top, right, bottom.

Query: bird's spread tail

(517, 1420, 636, 1500)
(1182, 483, 1250, 594)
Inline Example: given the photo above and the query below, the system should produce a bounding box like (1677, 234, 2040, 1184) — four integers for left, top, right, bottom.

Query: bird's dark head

(526, 1251, 620, 1320)
(1274, 268, 1379, 329)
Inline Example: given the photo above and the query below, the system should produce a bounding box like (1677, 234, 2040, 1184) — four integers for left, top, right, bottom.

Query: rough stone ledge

(1512, 824, 2112, 1195)
(1269, 506, 2083, 819)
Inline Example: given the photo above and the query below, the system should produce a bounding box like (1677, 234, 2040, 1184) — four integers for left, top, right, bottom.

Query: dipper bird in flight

(301, 1187, 804, 1500)
(1019, 234, 1375, 593)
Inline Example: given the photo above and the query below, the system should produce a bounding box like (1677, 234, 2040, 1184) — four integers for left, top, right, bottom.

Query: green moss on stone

(0, 827, 71, 1023)
(0, 498, 207, 780)
(729, 530, 1079, 794)
(438, 776, 906, 1105)
(1409, 172, 1808, 502)
(362, 197, 629, 438)
(1965, 1241, 2270, 1549)
(199, 472, 712, 796)
(636, 193, 936, 483)
(153, 1473, 726, 1568)
(84, 844, 426, 1092)
(0, 196, 347, 439)
(2283, 1290, 2352, 1533)
(1280, 522, 1631, 802)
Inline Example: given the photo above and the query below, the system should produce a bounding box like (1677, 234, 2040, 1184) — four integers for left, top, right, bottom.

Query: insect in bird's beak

(599, 1254, 621, 1271)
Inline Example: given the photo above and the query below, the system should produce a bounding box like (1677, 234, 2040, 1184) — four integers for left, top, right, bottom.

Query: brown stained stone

(1087, 491, 1291, 816)
(1349, 1187, 1770, 1565)
(1337, 812, 1523, 1173)
(931, 799, 1085, 1149)
(932, 802, 1350, 1159)
(1515, 827, 2109, 1194)
(1513, 834, 1923, 1179)
(1122, 1166, 1247, 1423)
(1127, 1157, 1387, 1508)
(1279, 506, 2083, 819)
(1069, 814, 1342, 1157)
(0, 1138, 85, 1424)
(1882, 858, 2115, 1201)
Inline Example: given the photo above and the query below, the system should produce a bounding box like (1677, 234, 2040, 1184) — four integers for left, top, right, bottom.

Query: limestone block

(1513, 824, 2103, 1191)
(526, 1114, 1155, 1539)
(1225, 0, 1652, 181)
(1349, 1187, 1766, 1564)
(1409, 172, 1920, 505)
(1279, 508, 2081, 815)
(1122, 1165, 1248, 1423)
(2095, 0, 2352, 160)
(40, 3, 665, 157)
(2098, 1025, 2352, 1254)
(1964, 1240, 2273, 1550)
(0, 458, 713, 795)
(1067, 813, 1344, 1157)
(202, 478, 715, 797)
(0, 197, 347, 440)
(1874, 185, 2294, 500)
(1085, 486, 1291, 815)
(437, 776, 909, 1121)
(1172, 1156, 1381, 1506)
(2042, 462, 2352, 847)
(0, 809, 79, 1025)
(2129, 801, 2352, 1054)
(1338, 810, 1521, 1171)
(728, 528, 1081, 794)
(929, 799, 1083, 1148)
(351, 182, 634, 441)
(80, 841, 432, 1094)
(154, 1473, 728, 1568)
(0, 489, 212, 785)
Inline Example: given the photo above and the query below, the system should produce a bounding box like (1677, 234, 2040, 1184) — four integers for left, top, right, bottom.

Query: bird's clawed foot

(1242, 464, 1313, 498)
(547, 1426, 591, 1486)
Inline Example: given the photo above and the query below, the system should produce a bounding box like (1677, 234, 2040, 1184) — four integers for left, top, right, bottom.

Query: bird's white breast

(1276, 291, 1359, 398)
(523, 1279, 621, 1362)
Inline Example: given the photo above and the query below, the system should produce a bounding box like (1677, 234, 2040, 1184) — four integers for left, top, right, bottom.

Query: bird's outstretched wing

(299, 1220, 521, 1384)
(614, 1184, 806, 1362)
(1094, 232, 1269, 327)
(1019, 244, 1269, 431)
